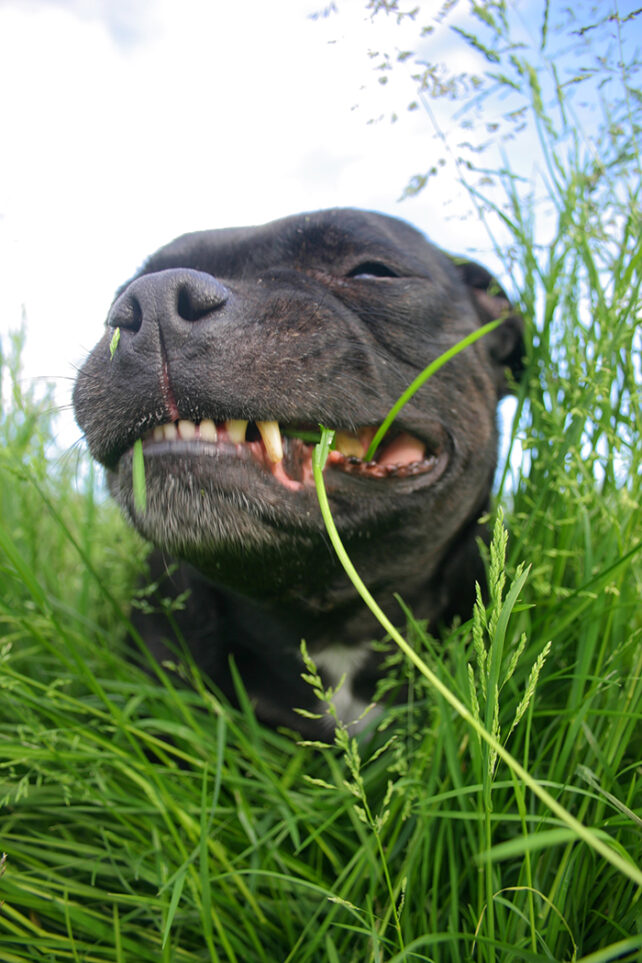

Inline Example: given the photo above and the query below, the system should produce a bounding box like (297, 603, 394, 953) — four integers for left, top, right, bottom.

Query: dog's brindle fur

(73, 209, 524, 734)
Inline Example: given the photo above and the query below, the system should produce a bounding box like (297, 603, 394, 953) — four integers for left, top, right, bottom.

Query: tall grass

(0, 8, 641, 962)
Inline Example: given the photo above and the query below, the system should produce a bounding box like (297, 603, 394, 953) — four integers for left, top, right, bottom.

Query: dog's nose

(107, 269, 229, 334)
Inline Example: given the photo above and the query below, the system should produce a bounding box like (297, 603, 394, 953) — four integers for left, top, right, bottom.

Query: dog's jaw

(107, 411, 454, 590)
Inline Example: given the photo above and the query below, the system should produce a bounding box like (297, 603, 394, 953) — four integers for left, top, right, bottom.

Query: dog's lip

(124, 417, 447, 492)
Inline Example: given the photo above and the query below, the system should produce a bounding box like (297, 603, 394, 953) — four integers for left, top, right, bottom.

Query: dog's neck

(187, 508, 484, 657)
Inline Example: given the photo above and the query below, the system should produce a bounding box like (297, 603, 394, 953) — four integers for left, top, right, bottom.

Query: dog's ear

(456, 259, 525, 396)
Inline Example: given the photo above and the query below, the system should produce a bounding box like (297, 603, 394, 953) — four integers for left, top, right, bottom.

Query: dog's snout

(108, 269, 229, 334)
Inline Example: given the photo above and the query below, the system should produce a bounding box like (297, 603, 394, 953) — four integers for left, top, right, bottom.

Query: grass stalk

(312, 427, 642, 891)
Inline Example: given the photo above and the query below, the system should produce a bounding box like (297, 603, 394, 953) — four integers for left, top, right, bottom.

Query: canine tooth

(256, 420, 283, 463)
(178, 419, 196, 440)
(152, 425, 165, 442)
(334, 430, 366, 459)
(225, 419, 248, 443)
(163, 422, 178, 441)
(199, 418, 218, 442)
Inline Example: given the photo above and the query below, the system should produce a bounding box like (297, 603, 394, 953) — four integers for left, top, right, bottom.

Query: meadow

(0, 6, 641, 961)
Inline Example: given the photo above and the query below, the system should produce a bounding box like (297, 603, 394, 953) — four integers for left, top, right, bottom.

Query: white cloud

(0, 0, 494, 448)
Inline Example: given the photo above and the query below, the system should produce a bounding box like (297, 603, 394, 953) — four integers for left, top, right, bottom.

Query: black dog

(73, 209, 523, 734)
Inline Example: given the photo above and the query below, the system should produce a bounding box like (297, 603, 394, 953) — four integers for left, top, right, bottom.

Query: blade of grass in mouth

(132, 438, 147, 513)
(282, 428, 324, 444)
(364, 318, 502, 461)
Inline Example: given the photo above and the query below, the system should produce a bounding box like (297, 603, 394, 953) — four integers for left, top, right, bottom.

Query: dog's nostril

(176, 279, 228, 322)
(177, 286, 197, 322)
(108, 293, 144, 333)
(130, 297, 143, 332)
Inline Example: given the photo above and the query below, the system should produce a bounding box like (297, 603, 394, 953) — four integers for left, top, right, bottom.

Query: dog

(73, 208, 524, 734)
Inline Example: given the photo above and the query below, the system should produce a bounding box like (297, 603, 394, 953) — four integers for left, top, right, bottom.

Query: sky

(3, 0, 635, 457)
(0, 0, 502, 451)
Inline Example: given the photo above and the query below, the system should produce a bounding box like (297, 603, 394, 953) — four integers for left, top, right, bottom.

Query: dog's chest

(313, 642, 379, 731)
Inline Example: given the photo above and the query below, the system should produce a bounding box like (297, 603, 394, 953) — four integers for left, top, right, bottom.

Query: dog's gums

(137, 417, 439, 493)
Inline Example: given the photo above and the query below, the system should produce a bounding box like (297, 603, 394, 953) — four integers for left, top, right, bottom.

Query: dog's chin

(109, 426, 451, 561)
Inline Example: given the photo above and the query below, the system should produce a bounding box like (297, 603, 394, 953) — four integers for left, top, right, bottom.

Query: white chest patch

(313, 643, 380, 731)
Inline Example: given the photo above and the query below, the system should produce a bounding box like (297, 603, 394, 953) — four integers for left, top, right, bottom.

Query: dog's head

(73, 209, 524, 609)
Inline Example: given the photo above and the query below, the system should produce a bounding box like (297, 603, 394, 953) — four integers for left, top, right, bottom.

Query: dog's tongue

(376, 432, 427, 467)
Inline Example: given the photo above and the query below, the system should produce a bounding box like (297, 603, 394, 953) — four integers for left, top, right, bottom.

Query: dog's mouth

(136, 417, 445, 492)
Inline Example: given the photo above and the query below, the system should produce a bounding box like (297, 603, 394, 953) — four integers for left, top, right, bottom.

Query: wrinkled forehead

(137, 208, 443, 281)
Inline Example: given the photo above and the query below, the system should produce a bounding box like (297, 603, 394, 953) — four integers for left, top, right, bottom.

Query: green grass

(0, 217, 640, 962)
(1, 9, 641, 957)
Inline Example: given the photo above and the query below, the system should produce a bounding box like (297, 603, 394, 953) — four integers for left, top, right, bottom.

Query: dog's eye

(346, 262, 399, 279)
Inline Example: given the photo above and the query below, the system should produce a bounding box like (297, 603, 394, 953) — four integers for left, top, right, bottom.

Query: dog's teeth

(256, 420, 283, 463)
(152, 425, 165, 442)
(225, 419, 248, 443)
(199, 418, 218, 442)
(334, 430, 366, 459)
(163, 422, 178, 441)
(178, 419, 196, 440)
